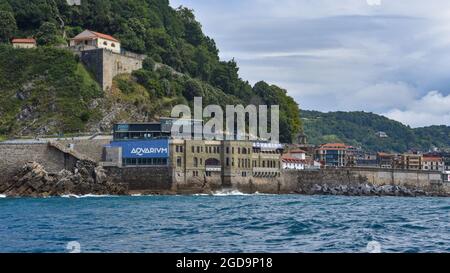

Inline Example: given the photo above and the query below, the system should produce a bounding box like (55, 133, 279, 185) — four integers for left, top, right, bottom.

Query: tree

(183, 79, 203, 100)
(36, 22, 62, 46)
(0, 11, 17, 43)
(176, 7, 204, 46)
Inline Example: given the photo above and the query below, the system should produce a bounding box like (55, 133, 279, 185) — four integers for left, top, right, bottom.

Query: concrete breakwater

(0, 141, 448, 197)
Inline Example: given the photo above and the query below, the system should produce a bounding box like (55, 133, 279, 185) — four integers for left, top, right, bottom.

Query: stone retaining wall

(0, 143, 73, 183)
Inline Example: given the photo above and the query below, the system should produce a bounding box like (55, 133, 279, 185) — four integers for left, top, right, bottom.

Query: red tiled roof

(71, 30, 120, 43)
(423, 156, 442, 162)
(321, 143, 347, 148)
(90, 30, 120, 42)
(377, 152, 394, 157)
(320, 143, 347, 150)
(12, 38, 36, 44)
(282, 155, 307, 163)
(290, 149, 307, 154)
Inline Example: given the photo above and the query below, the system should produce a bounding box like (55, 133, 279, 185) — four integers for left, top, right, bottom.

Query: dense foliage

(0, 0, 302, 142)
(0, 45, 102, 135)
(302, 110, 450, 153)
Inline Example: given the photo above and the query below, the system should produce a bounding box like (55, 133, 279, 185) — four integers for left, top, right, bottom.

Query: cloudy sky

(170, 0, 450, 128)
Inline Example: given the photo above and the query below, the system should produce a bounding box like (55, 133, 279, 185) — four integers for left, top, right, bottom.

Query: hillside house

(70, 30, 121, 54)
(12, 38, 37, 49)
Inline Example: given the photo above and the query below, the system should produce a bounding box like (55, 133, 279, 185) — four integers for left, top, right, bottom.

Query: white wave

(60, 194, 117, 198)
(0, 194, 6, 198)
(212, 190, 251, 196)
(211, 190, 274, 196)
(131, 194, 154, 197)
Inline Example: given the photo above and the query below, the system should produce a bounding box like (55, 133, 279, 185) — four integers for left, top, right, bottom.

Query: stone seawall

(1, 140, 448, 197)
(0, 143, 76, 184)
(294, 168, 448, 196)
(106, 166, 173, 193)
(57, 139, 111, 163)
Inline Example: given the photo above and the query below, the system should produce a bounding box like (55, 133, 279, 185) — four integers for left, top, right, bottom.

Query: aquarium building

(101, 119, 285, 192)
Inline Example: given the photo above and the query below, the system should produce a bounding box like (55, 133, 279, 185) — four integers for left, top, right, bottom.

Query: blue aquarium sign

(110, 140, 169, 159)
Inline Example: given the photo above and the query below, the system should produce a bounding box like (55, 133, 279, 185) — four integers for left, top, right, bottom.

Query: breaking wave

(0, 194, 6, 198)
(60, 194, 117, 199)
(131, 194, 154, 197)
(211, 189, 267, 196)
(193, 190, 274, 196)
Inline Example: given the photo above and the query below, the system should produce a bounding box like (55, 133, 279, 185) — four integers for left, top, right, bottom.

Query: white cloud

(383, 91, 450, 127)
(342, 82, 419, 112)
(170, 0, 450, 127)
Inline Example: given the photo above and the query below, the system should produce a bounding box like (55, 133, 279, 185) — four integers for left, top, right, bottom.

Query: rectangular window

(177, 157, 182, 167)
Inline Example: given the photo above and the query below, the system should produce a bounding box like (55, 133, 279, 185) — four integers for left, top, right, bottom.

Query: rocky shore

(297, 183, 449, 197)
(0, 162, 448, 198)
(0, 161, 128, 197)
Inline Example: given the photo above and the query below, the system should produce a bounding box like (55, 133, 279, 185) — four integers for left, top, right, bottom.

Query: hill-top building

(70, 30, 121, 54)
(69, 30, 145, 91)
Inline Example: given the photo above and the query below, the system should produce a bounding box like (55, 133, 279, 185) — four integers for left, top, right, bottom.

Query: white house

(70, 30, 121, 54)
(12, 38, 37, 49)
(289, 149, 306, 160)
(282, 155, 306, 170)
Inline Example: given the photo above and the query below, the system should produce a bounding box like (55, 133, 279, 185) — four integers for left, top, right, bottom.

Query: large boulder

(1, 161, 128, 197)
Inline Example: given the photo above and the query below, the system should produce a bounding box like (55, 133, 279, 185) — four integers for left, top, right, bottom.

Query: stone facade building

(422, 156, 444, 172)
(101, 120, 284, 192)
(69, 30, 145, 91)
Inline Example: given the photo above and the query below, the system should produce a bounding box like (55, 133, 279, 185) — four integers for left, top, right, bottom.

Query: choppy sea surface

(0, 192, 449, 253)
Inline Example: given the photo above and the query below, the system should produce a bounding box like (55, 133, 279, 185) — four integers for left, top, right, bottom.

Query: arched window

(194, 157, 198, 168)
(111, 43, 116, 47)
(103, 41, 108, 46)
(205, 158, 220, 166)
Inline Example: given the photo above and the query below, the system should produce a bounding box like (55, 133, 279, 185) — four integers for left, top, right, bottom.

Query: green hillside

(0, 0, 301, 142)
(302, 110, 450, 153)
(0, 45, 102, 135)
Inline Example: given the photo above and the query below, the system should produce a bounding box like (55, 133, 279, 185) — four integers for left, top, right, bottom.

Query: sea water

(0, 193, 448, 253)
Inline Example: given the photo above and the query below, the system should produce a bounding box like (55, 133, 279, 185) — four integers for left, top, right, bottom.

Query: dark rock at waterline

(300, 182, 445, 197)
(0, 161, 128, 197)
